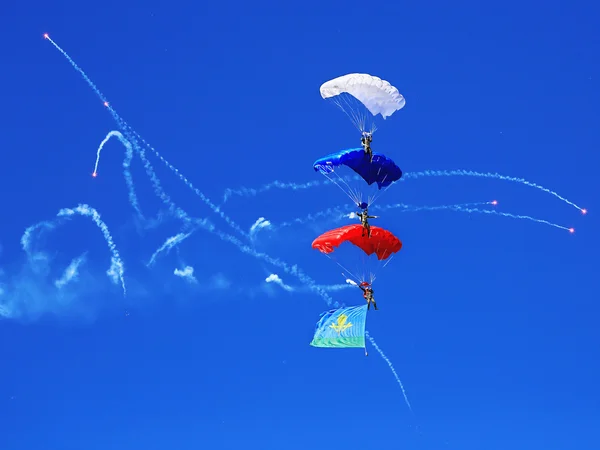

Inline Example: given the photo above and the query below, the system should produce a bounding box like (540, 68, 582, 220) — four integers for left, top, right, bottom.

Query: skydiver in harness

(356, 207, 378, 238)
(360, 284, 378, 310)
(361, 132, 373, 163)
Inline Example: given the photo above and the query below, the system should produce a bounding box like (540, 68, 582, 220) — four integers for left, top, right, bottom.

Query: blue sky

(1, 1, 599, 449)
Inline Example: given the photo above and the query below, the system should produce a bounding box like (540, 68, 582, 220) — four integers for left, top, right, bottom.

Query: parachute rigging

(320, 73, 405, 134)
(312, 224, 402, 285)
(313, 147, 402, 208)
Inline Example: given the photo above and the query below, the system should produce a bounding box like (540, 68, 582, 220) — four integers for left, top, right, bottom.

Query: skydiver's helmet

(358, 202, 369, 210)
(360, 281, 371, 288)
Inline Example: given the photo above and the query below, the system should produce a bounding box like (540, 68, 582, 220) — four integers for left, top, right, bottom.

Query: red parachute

(312, 224, 402, 260)
(311, 224, 402, 285)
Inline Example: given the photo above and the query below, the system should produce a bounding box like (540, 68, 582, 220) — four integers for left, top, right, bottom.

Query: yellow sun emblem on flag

(329, 314, 353, 334)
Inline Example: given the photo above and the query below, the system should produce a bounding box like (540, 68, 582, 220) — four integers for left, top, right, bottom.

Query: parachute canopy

(320, 73, 405, 133)
(312, 224, 402, 260)
(313, 147, 402, 191)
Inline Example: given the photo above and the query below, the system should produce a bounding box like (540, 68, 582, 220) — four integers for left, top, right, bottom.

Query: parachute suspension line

(332, 96, 362, 132)
(367, 170, 391, 208)
(358, 247, 380, 286)
(367, 168, 384, 207)
(375, 241, 390, 282)
(338, 173, 362, 206)
(343, 94, 367, 133)
(319, 171, 356, 205)
(324, 253, 363, 286)
(321, 170, 362, 207)
(382, 254, 395, 269)
(331, 94, 375, 134)
(360, 245, 368, 284)
(353, 251, 369, 285)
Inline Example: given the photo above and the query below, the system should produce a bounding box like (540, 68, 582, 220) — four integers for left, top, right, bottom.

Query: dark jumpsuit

(361, 286, 378, 310)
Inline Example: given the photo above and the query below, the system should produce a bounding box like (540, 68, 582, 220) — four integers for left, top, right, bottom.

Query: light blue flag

(310, 305, 368, 349)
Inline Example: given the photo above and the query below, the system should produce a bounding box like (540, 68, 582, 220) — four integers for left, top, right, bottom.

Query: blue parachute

(313, 147, 402, 208)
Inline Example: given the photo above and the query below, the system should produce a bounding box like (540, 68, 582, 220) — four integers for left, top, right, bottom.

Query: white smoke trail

(265, 274, 355, 293)
(265, 201, 570, 234)
(223, 179, 331, 203)
(316, 282, 355, 292)
(446, 205, 573, 232)
(92, 131, 143, 219)
(250, 217, 272, 235)
(174, 266, 197, 283)
(147, 231, 194, 267)
(21, 220, 59, 256)
(57, 204, 126, 295)
(208, 223, 338, 306)
(54, 253, 87, 288)
(366, 331, 413, 412)
(44, 38, 343, 303)
(372, 201, 572, 231)
(45, 36, 248, 239)
(265, 274, 294, 292)
(145, 215, 338, 305)
(269, 206, 349, 230)
(269, 203, 492, 230)
(373, 201, 494, 213)
(221, 168, 586, 216)
(402, 169, 585, 212)
(100, 130, 192, 226)
(130, 132, 249, 238)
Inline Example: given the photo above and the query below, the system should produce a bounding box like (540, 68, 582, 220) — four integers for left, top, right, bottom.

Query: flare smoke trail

(447, 205, 574, 232)
(223, 179, 331, 203)
(45, 35, 248, 239)
(265, 202, 490, 231)
(21, 204, 126, 294)
(21, 220, 58, 255)
(107, 131, 192, 225)
(93, 131, 143, 220)
(57, 204, 126, 295)
(45, 35, 336, 305)
(375, 201, 573, 232)
(373, 201, 494, 212)
(147, 232, 193, 267)
(366, 331, 413, 412)
(220, 169, 586, 216)
(263, 201, 572, 234)
(94, 128, 336, 303)
(54, 254, 87, 289)
(278, 206, 348, 229)
(402, 170, 586, 213)
(266, 274, 355, 293)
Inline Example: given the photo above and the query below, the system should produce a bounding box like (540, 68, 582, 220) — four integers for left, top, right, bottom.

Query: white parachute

(320, 73, 405, 134)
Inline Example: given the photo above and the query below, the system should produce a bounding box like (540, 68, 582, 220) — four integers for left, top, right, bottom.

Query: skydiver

(356, 207, 378, 238)
(361, 132, 373, 163)
(360, 284, 378, 310)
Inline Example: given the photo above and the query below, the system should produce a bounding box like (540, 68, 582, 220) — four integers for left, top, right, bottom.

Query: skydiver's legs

(372, 299, 378, 310)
